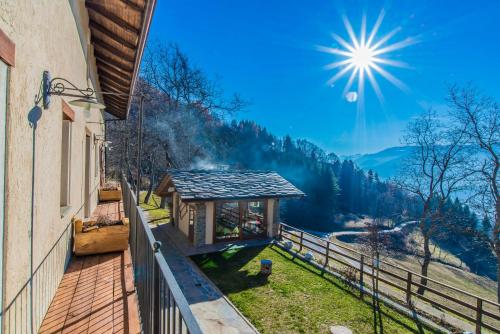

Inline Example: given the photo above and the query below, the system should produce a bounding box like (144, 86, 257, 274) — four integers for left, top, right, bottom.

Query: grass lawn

(193, 245, 438, 334)
(139, 192, 170, 225)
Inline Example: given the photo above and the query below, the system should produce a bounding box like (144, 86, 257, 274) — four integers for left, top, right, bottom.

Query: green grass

(139, 192, 170, 225)
(193, 245, 438, 334)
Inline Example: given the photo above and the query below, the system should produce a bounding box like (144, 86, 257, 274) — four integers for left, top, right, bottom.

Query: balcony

(3, 177, 203, 334)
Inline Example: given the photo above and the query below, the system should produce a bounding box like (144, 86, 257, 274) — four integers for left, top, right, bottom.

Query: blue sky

(148, 0, 500, 155)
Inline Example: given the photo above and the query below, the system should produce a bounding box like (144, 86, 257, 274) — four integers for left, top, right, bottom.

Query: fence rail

(122, 176, 203, 334)
(279, 223, 500, 334)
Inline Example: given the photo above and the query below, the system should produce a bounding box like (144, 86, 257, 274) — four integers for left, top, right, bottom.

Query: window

(60, 119, 72, 207)
(94, 137, 99, 179)
(214, 200, 266, 242)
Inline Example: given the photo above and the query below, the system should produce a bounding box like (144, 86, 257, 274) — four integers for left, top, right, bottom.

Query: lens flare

(317, 10, 417, 105)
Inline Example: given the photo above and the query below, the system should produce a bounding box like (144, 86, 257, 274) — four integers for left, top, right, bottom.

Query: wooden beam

(117, 0, 145, 13)
(86, 1, 140, 34)
(100, 76, 130, 91)
(98, 67, 131, 87)
(95, 53, 134, 72)
(104, 93, 128, 106)
(104, 100, 127, 111)
(96, 59, 133, 79)
(104, 99, 127, 109)
(92, 35, 135, 62)
(89, 20, 137, 50)
(0, 28, 15, 66)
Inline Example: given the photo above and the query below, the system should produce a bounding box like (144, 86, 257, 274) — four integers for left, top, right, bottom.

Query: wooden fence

(279, 223, 500, 334)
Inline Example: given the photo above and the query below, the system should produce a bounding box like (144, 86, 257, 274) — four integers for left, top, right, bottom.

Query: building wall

(0, 0, 104, 323)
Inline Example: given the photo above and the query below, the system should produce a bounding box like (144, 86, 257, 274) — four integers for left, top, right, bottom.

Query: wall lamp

(39, 71, 106, 110)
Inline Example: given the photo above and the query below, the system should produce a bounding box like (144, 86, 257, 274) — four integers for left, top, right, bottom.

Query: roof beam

(92, 35, 135, 62)
(104, 96, 127, 108)
(97, 60, 132, 80)
(95, 53, 134, 72)
(89, 20, 137, 50)
(100, 76, 130, 91)
(117, 0, 145, 13)
(86, 1, 140, 34)
(98, 67, 131, 87)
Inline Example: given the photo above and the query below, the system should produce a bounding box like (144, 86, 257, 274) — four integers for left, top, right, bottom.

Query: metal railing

(122, 176, 203, 334)
(279, 223, 500, 334)
(2, 222, 73, 334)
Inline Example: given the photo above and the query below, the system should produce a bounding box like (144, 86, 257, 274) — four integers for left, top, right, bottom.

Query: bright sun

(317, 10, 417, 104)
(350, 45, 375, 70)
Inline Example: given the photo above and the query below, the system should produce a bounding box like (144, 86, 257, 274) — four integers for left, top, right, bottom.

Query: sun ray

(371, 57, 409, 68)
(360, 14, 367, 47)
(342, 67, 359, 96)
(365, 67, 384, 104)
(323, 59, 352, 70)
(370, 27, 401, 50)
(315, 45, 352, 57)
(370, 63, 409, 92)
(331, 34, 355, 52)
(342, 15, 360, 49)
(366, 10, 385, 48)
(326, 63, 355, 86)
(372, 37, 418, 56)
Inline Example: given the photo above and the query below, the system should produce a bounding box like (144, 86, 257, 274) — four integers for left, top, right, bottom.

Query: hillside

(344, 146, 414, 179)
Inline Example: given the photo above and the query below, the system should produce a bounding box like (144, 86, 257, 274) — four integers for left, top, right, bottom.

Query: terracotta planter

(73, 218, 129, 256)
(99, 188, 122, 202)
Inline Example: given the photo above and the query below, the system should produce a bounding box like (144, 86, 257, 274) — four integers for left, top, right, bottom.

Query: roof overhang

(86, 0, 156, 119)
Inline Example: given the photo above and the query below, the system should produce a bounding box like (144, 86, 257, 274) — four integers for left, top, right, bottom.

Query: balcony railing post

(153, 242, 162, 334)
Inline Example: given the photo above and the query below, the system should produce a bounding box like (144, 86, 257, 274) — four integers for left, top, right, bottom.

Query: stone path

(152, 225, 258, 334)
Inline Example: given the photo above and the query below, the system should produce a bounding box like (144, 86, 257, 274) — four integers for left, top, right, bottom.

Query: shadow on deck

(39, 201, 140, 334)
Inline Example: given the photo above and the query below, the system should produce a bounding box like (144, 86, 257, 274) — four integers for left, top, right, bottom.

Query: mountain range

(341, 146, 414, 179)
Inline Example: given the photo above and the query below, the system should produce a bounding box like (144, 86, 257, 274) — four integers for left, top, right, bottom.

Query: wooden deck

(39, 201, 140, 334)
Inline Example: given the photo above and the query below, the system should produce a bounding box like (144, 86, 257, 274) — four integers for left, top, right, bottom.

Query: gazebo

(155, 170, 304, 247)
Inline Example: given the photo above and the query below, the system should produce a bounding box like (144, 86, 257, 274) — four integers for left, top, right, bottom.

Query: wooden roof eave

(86, 0, 157, 120)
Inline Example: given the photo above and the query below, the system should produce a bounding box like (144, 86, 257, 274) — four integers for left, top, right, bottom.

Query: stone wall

(194, 203, 206, 247)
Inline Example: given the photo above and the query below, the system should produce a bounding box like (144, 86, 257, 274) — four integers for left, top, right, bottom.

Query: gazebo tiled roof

(155, 170, 304, 202)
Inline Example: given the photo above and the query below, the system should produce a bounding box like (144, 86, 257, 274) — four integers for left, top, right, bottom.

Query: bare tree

(359, 219, 391, 333)
(447, 84, 500, 301)
(395, 109, 472, 295)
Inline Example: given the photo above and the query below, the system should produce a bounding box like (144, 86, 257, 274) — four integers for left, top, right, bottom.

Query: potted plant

(73, 215, 129, 255)
(99, 181, 121, 202)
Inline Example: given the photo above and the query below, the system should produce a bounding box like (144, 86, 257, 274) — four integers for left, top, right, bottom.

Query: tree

(447, 84, 500, 301)
(395, 109, 472, 294)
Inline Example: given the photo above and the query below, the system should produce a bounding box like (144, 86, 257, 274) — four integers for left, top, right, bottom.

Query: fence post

(279, 224, 283, 239)
(359, 255, 364, 299)
(406, 272, 412, 305)
(298, 232, 304, 253)
(325, 241, 330, 266)
(475, 298, 482, 334)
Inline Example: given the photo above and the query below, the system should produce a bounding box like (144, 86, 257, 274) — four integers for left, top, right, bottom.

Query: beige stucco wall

(205, 202, 214, 244)
(267, 199, 275, 238)
(0, 0, 104, 318)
